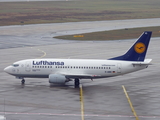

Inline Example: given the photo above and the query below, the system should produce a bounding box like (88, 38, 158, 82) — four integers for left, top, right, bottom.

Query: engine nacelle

(49, 74, 67, 84)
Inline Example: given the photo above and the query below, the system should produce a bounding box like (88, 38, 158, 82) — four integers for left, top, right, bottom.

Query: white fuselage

(3, 31, 152, 86)
(4, 58, 148, 79)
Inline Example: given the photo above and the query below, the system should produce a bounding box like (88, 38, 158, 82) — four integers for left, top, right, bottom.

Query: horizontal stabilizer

(132, 59, 152, 65)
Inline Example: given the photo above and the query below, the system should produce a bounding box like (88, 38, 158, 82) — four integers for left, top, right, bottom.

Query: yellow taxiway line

(79, 84, 84, 120)
(30, 47, 47, 58)
(37, 49, 46, 58)
(122, 85, 139, 120)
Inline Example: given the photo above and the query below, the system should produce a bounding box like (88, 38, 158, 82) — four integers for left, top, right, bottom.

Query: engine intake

(49, 74, 67, 84)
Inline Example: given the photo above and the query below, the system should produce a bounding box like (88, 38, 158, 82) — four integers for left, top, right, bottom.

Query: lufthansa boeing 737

(4, 31, 152, 87)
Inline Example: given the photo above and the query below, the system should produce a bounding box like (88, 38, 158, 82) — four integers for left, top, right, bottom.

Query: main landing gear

(21, 79, 25, 84)
(74, 78, 80, 88)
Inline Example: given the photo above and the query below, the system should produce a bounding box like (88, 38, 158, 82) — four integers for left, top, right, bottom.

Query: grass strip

(55, 26, 160, 41)
(0, 0, 160, 26)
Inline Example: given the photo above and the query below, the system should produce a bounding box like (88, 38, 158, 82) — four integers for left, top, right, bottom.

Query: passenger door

(25, 61, 31, 72)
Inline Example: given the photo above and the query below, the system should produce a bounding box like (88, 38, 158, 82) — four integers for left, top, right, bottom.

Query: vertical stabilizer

(109, 31, 152, 61)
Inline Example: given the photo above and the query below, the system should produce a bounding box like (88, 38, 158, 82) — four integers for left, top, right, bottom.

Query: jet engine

(49, 74, 68, 84)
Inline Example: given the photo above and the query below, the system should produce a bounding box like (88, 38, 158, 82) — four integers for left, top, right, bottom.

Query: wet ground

(0, 19, 160, 120)
(0, 18, 160, 49)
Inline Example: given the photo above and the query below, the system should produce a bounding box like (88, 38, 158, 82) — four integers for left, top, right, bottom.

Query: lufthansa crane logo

(134, 42, 146, 54)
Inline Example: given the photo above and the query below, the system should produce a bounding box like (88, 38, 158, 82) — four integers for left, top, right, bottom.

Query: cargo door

(117, 63, 121, 73)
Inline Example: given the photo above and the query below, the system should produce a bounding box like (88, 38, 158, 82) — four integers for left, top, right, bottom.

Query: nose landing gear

(16, 76, 25, 85)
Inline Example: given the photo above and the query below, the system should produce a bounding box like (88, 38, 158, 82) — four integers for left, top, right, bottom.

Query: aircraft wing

(60, 73, 101, 79)
(132, 59, 152, 65)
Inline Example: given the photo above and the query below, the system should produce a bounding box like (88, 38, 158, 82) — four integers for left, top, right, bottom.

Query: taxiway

(0, 19, 160, 120)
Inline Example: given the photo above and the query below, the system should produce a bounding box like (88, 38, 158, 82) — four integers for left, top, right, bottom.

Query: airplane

(4, 31, 152, 87)
(0, 116, 6, 120)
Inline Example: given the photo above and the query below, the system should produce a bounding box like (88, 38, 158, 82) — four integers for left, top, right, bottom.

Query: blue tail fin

(109, 31, 152, 61)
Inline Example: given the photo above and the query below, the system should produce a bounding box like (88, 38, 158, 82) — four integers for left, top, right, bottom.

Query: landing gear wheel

(74, 78, 80, 88)
(21, 79, 25, 84)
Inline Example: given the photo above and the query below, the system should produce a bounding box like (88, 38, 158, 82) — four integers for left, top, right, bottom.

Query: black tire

(21, 79, 25, 84)
(75, 78, 79, 87)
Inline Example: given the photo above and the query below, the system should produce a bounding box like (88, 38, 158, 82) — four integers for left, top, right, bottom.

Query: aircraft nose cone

(4, 66, 12, 74)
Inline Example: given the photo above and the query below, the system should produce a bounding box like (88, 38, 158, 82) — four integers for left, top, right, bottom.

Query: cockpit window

(12, 64, 19, 67)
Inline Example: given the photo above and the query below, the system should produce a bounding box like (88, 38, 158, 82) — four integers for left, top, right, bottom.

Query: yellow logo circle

(134, 42, 146, 54)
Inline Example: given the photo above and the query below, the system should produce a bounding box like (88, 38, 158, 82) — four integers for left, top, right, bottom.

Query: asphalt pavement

(0, 19, 160, 120)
